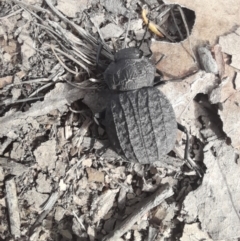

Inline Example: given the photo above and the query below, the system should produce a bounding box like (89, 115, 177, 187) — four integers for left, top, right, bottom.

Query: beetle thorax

(104, 47, 156, 91)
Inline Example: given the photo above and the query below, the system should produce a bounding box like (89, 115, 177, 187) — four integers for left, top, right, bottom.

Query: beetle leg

(96, 42, 111, 70)
(96, 42, 103, 68)
(94, 111, 106, 129)
(153, 77, 165, 86)
(154, 69, 165, 86)
(177, 123, 203, 176)
(177, 123, 189, 160)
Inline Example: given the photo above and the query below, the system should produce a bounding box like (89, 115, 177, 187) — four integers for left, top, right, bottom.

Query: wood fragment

(0, 157, 29, 176)
(5, 178, 21, 238)
(213, 44, 225, 78)
(30, 191, 59, 234)
(147, 226, 158, 241)
(103, 184, 174, 241)
(0, 138, 13, 155)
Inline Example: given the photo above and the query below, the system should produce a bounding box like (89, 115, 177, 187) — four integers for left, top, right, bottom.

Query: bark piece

(91, 189, 119, 223)
(0, 157, 29, 176)
(5, 178, 21, 238)
(103, 184, 174, 241)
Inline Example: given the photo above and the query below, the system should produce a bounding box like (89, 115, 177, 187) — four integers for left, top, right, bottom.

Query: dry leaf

(101, 23, 124, 40)
(86, 168, 105, 183)
(54, 206, 65, 222)
(159, 71, 217, 140)
(219, 27, 240, 70)
(34, 139, 57, 170)
(82, 158, 93, 167)
(0, 76, 13, 88)
(23, 188, 49, 211)
(56, 0, 91, 18)
(181, 223, 213, 241)
(218, 91, 240, 149)
(208, 70, 240, 149)
(36, 173, 52, 193)
(17, 25, 36, 70)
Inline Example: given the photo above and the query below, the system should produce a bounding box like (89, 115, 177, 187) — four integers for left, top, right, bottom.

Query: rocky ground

(0, 0, 240, 240)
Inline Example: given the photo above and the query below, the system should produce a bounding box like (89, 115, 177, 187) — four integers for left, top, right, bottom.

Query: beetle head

(114, 47, 143, 61)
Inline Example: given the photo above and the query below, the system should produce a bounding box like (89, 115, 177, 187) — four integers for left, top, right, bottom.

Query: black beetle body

(105, 87, 177, 164)
(103, 47, 178, 164)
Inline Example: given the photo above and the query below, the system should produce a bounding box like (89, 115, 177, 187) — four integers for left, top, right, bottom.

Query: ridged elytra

(103, 47, 178, 164)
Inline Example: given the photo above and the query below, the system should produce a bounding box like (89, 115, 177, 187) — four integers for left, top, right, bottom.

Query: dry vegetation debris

(0, 0, 240, 240)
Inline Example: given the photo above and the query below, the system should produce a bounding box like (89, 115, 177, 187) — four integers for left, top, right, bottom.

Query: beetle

(103, 47, 178, 163)
(96, 22, 201, 175)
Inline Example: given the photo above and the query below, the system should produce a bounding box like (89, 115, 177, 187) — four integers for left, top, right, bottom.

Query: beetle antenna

(123, 12, 131, 49)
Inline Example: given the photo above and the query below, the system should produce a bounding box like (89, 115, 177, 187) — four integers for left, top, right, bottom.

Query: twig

(0, 8, 23, 20)
(1, 96, 44, 106)
(170, 8, 184, 40)
(103, 184, 174, 241)
(44, 0, 113, 60)
(50, 45, 79, 75)
(72, 211, 86, 231)
(177, 6, 196, 61)
(7, 78, 50, 86)
(10, 0, 51, 14)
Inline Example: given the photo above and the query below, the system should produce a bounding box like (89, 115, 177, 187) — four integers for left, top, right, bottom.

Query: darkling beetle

(96, 17, 201, 175)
